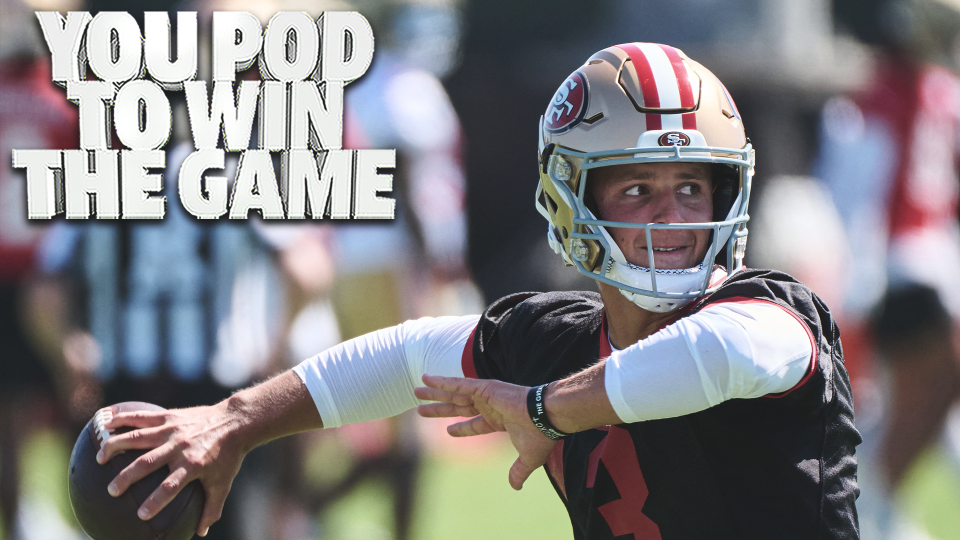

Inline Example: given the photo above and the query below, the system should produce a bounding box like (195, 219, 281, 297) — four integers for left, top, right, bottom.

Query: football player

(0, 2, 78, 537)
(96, 43, 861, 539)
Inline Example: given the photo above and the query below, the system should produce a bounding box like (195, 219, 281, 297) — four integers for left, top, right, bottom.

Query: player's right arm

(293, 315, 476, 428)
(97, 315, 477, 537)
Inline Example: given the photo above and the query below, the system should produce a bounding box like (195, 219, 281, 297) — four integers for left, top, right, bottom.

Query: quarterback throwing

(96, 43, 860, 540)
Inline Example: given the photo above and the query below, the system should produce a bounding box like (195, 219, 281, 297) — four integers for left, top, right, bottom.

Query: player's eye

(624, 185, 647, 196)
(678, 184, 699, 196)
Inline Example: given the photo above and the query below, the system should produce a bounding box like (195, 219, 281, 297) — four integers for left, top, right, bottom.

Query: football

(68, 402, 205, 540)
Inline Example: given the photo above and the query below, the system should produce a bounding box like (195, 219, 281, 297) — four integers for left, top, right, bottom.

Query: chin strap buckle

(734, 233, 748, 263)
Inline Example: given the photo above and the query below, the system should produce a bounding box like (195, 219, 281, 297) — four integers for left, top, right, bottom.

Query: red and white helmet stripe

(617, 43, 699, 131)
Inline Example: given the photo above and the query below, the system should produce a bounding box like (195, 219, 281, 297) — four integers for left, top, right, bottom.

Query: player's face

(590, 162, 713, 270)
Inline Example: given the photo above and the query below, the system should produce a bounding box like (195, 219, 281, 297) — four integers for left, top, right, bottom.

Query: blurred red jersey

(857, 60, 960, 240)
(0, 57, 77, 283)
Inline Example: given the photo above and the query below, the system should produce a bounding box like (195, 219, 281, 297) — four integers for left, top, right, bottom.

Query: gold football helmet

(536, 43, 754, 312)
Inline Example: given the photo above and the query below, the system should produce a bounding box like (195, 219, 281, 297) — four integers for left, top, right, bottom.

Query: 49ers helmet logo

(544, 71, 588, 134)
(658, 132, 691, 146)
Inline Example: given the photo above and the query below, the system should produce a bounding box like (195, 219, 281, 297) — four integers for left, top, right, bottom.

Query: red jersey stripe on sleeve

(461, 325, 479, 379)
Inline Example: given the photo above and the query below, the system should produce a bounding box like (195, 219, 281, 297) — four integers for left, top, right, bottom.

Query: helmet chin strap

(606, 257, 712, 313)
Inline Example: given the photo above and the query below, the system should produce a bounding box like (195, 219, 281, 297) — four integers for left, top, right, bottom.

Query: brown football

(68, 402, 205, 540)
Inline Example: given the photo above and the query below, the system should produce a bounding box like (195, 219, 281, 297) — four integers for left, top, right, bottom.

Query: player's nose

(648, 190, 685, 224)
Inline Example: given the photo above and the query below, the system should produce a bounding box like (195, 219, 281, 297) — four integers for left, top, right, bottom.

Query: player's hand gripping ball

(68, 402, 205, 540)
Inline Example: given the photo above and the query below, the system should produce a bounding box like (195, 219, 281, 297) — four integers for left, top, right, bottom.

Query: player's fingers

(97, 425, 170, 464)
(421, 374, 483, 396)
(413, 386, 475, 406)
(446, 415, 498, 437)
(197, 485, 231, 537)
(508, 456, 537, 491)
(108, 443, 172, 497)
(106, 409, 168, 430)
(416, 402, 480, 418)
(136, 465, 190, 521)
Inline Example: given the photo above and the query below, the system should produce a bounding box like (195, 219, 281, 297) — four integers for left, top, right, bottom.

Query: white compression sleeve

(293, 315, 478, 428)
(604, 301, 814, 423)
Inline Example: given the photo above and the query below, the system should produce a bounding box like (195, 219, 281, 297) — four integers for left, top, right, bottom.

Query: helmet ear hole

(552, 227, 565, 246)
(538, 187, 558, 217)
(711, 164, 738, 221)
(540, 143, 556, 174)
(544, 193, 559, 216)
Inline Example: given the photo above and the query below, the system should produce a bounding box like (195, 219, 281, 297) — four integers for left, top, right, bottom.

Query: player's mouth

(641, 245, 687, 253)
(636, 245, 696, 269)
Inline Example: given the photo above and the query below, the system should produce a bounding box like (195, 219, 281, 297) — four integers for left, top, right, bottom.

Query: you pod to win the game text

(11, 11, 396, 221)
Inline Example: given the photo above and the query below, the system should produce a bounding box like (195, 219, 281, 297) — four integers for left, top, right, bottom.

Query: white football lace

(93, 408, 114, 449)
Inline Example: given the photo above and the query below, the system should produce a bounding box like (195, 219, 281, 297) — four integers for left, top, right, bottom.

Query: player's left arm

(600, 300, 815, 424)
(418, 300, 813, 486)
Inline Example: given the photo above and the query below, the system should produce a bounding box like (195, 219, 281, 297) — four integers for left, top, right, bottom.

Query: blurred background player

(37, 139, 333, 540)
(34, 4, 349, 538)
(241, 2, 477, 539)
(0, 0, 79, 538)
(24, 5, 346, 540)
(99, 2, 478, 539)
(813, 0, 960, 537)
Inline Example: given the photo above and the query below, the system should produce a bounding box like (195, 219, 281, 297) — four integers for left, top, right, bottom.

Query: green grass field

(2, 427, 572, 540)
(900, 448, 960, 540)
(324, 437, 572, 540)
(4, 427, 960, 540)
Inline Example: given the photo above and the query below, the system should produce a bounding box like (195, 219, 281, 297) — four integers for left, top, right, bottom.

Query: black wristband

(527, 384, 570, 441)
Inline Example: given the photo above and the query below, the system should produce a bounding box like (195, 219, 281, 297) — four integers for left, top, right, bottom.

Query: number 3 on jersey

(587, 426, 662, 539)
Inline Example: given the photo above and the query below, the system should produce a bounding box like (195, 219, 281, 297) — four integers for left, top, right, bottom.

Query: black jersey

(462, 269, 860, 540)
